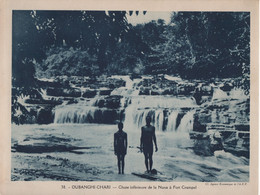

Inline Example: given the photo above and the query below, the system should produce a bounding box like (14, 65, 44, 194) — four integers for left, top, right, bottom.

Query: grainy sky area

(126, 11, 172, 25)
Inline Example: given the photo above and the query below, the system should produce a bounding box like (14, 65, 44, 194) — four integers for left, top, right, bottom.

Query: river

(11, 75, 250, 181)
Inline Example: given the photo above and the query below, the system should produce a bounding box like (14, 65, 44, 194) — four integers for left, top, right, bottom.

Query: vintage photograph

(11, 10, 250, 182)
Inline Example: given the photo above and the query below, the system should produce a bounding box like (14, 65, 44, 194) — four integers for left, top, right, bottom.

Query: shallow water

(12, 124, 249, 182)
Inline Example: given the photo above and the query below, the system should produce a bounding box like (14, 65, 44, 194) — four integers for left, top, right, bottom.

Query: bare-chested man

(114, 122, 127, 174)
(140, 116, 158, 173)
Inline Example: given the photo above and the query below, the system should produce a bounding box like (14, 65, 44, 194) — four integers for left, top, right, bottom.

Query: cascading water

(176, 110, 195, 132)
(123, 95, 197, 134)
(166, 110, 179, 131)
(212, 87, 248, 101)
(54, 100, 98, 123)
(12, 75, 250, 182)
(110, 75, 141, 96)
(53, 75, 198, 136)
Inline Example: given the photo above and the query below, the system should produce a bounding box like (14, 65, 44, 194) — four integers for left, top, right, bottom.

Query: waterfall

(110, 75, 141, 96)
(54, 105, 97, 123)
(124, 95, 197, 133)
(176, 110, 196, 132)
(54, 103, 122, 124)
(212, 87, 248, 101)
(166, 110, 179, 131)
(154, 109, 164, 131)
(53, 75, 198, 133)
(212, 88, 228, 100)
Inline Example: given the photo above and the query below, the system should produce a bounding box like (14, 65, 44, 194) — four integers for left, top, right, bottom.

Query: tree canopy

(12, 11, 250, 92)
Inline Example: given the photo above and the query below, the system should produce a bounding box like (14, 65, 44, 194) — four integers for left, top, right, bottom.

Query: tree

(12, 10, 133, 84)
(159, 12, 250, 81)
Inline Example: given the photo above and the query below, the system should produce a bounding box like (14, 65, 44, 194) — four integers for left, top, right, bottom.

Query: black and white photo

(11, 10, 251, 182)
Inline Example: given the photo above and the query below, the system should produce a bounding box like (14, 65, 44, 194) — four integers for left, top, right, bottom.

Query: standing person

(114, 122, 127, 174)
(140, 116, 158, 173)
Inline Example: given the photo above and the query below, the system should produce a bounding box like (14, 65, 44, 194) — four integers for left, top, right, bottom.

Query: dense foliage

(13, 11, 250, 92)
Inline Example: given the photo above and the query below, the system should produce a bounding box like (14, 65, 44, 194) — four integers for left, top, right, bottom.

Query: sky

(126, 11, 172, 25)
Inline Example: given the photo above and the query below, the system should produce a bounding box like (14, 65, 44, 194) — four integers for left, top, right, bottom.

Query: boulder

(36, 79, 63, 88)
(139, 87, 150, 95)
(189, 132, 209, 140)
(104, 96, 122, 109)
(95, 96, 122, 109)
(193, 115, 207, 132)
(219, 130, 235, 139)
(235, 124, 250, 132)
(193, 139, 214, 156)
(221, 132, 249, 158)
(162, 88, 173, 95)
(107, 78, 126, 89)
(46, 87, 81, 97)
(66, 99, 79, 105)
(101, 110, 118, 124)
(24, 98, 62, 106)
(177, 84, 196, 96)
(220, 83, 233, 92)
(95, 99, 105, 108)
(99, 89, 113, 96)
(12, 133, 91, 153)
(37, 107, 54, 124)
(193, 91, 202, 105)
(209, 132, 223, 152)
(82, 90, 97, 98)
(151, 90, 160, 95)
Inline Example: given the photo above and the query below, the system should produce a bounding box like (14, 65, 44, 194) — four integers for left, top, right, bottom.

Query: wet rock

(101, 110, 118, 124)
(209, 132, 223, 152)
(27, 89, 43, 100)
(66, 99, 79, 105)
(175, 112, 185, 129)
(193, 91, 202, 105)
(221, 131, 249, 158)
(151, 90, 160, 95)
(162, 88, 173, 95)
(224, 145, 249, 158)
(104, 96, 122, 109)
(189, 132, 209, 140)
(46, 87, 81, 97)
(207, 103, 230, 111)
(192, 131, 223, 156)
(82, 90, 97, 98)
(235, 124, 249, 132)
(95, 99, 105, 108)
(107, 78, 126, 89)
(130, 74, 142, 80)
(99, 89, 113, 96)
(219, 130, 235, 139)
(220, 83, 233, 92)
(95, 96, 121, 109)
(25, 98, 62, 106)
(177, 83, 196, 95)
(238, 132, 249, 139)
(13, 143, 90, 153)
(37, 107, 54, 124)
(193, 139, 214, 156)
(193, 115, 207, 132)
(199, 96, 212, 104)
(139, 87, 150, 95)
